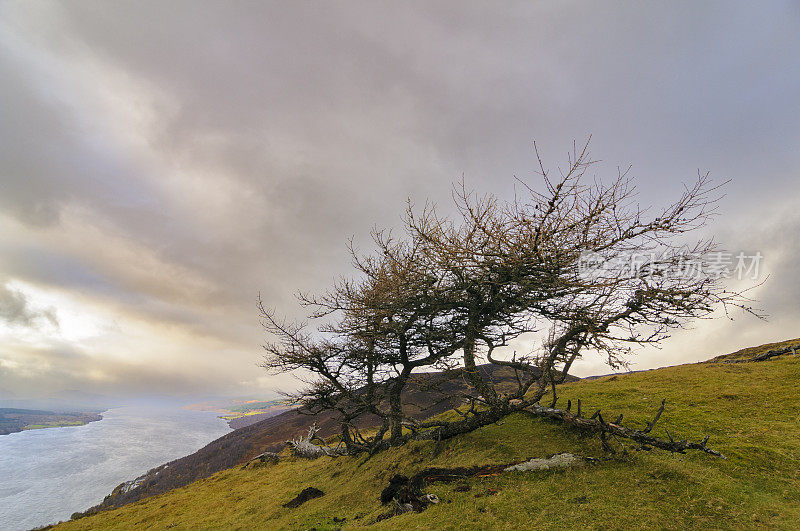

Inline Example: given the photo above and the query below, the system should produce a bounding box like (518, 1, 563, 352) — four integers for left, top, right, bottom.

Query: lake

(0, 405, 231, 530)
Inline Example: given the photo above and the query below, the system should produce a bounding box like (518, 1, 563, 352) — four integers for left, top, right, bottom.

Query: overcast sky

(1, 1, 798, 400)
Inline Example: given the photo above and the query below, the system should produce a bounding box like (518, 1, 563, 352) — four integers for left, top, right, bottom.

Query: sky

(1, 1, 798, 400)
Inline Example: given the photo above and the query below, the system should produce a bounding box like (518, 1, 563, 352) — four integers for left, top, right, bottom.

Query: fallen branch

(525, 399, 725, 458)
(718, 344, 799, 363)
(286, 423, 348, 458)
(505, 453, 589, 472)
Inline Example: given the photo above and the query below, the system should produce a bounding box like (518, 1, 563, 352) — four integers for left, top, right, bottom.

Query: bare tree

(260, 231, 465, 452)
(261, 140, 761, 456)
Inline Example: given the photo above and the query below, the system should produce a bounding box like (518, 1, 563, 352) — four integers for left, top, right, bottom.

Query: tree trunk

(389, 390, 404, 444)
(461, 332, 498, 405)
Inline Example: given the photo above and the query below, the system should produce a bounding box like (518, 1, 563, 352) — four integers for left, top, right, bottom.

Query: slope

(73, 364, 548, 516)
(56, 339, 800, 529)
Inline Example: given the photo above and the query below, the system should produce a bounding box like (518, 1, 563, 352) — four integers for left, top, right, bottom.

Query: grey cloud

(0, 283, 58, 329)
(0, 42, 160, 228)
(0, 1, 798, 397)
(0, 340, 267, 398)
(732, 210, 800, 321)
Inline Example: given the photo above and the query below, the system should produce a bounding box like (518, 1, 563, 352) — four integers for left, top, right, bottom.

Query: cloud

(730, 206, 800, 322)
(0, 283, 59, 329)
(0, 1, 798, 397)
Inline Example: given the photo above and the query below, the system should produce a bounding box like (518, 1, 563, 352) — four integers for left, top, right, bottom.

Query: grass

(218, 399, 291, 420)
(219, 410, 270, 421)
(55, 342, 800, 530)
(710, 337, 800, 362)
(23, 420, 86, 430)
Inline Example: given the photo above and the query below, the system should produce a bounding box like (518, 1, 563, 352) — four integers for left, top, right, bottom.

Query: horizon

(2, 2, 800, 401)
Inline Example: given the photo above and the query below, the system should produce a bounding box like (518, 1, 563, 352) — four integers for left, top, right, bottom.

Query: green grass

(219, 410, 270, 420)
(227, 400, 288, 414)
(23, 420, 85, 430)
(56, 345, 800, 530)
(218, 399, 291, 420)
(710, 337, 800, 362)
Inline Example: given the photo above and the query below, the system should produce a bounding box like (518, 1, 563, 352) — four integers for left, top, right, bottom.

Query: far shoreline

(0, 408, 105, 436)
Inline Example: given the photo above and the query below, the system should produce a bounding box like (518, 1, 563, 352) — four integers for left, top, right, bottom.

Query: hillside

(709, 337, 800, 362)
(72, 364, 545, 516)
(183, 398, 294, 429)
(55, 339, 800, 529)
(0, 408, 103, 435)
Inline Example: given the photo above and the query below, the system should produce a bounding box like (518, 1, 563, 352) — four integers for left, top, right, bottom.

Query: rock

(422, 494, 439, 504)
(504, 453, 583, 472)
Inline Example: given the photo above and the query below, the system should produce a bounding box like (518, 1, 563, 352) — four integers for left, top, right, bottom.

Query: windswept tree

(261, 232, 466, 452)
(261, 140, 761, 456)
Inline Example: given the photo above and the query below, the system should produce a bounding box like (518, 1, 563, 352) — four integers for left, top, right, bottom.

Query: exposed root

(283, 487, 324, 508)
(378, 453, 591, 520)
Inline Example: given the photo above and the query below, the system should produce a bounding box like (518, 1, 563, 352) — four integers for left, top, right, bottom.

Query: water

(0, 405, 231, 530)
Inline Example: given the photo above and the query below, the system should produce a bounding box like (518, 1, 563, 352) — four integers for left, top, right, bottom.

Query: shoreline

(0, 409, 105, 436)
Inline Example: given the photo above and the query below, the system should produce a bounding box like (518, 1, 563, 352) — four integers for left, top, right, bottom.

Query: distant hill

(0, 408, 103, 435)
(226, 408, 293, 429)
(184, 397, 294, 429)
(0, 390, 112, 412)
(57, 340, 800, 530)
(72, 364, 556, 517)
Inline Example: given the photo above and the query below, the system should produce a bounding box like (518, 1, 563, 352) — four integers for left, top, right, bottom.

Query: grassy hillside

(56, 342, 800, 530)
(74, 365, 544, 517)
(710, 337, 800, 362)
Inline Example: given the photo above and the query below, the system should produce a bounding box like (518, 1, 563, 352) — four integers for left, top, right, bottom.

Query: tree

(261, 140, 761, 456)
(261, 229, 466, 452)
